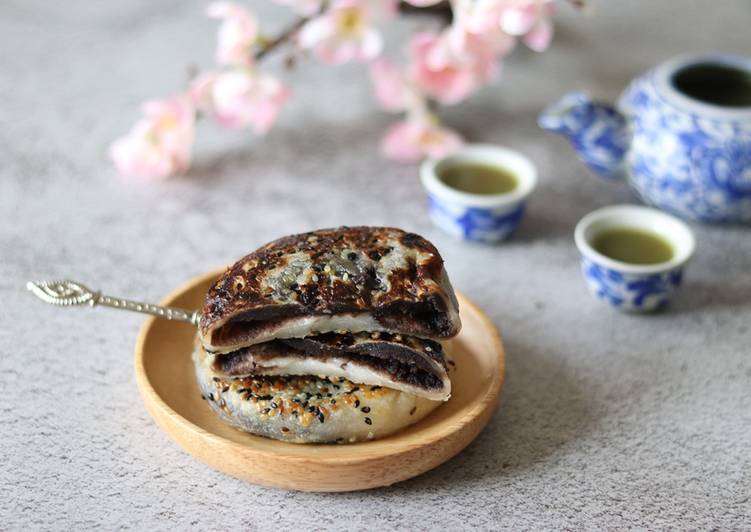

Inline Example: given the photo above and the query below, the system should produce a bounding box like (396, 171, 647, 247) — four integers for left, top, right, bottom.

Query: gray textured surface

(2, 1, 750, 530)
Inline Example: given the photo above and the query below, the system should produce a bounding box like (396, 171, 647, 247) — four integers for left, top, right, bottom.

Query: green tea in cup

(438, 162, 518, 195)
(592, 227, 674, 265)
(574, 205, 696, 312)
(421, 144, 538, 243)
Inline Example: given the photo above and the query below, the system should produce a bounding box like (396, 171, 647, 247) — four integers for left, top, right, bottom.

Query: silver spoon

(26, 279, 200, 325)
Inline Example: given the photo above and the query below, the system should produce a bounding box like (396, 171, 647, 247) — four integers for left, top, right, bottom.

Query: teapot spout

(538, 91, 631, 180)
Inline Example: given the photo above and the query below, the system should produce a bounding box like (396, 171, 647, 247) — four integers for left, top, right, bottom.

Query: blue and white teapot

(539, 54, 751, 224)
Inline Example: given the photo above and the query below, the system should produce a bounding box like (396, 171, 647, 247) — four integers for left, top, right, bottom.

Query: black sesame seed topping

(371, 386, 382, 391)
(258, 394, 273, 401)
(212, 377, 220, 382)
(208, 393, 215, 401)
(222, 386, 229, 393)
(361, 406, 371, 413)
(409, 406, 417, 416)
(270, 402, 278, 409)
(262, 408, 270, 415)
(200, 395, 206, 400)
(347, 252, 357, 261)
(354, 399, 360, 408)
(330, 399, 336, 404)
(317, 412, 325, 423)
(281, 427, 289, 433)
(364, 417, 372, 425)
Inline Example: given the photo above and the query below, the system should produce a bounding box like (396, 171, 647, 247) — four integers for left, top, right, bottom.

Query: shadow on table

(510, 196, 578, 244)
(370, 334, 603, 494)
(655, 280, 751, 317)
(185, 147, 258, 184)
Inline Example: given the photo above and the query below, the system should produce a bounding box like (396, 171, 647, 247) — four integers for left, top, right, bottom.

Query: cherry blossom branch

(110, 0, 583, 180)
(255, 18, 308, 60)
(255, 0, 444, 62)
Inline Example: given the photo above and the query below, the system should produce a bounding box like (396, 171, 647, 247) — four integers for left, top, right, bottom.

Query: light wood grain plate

(134, 269, 505, 492)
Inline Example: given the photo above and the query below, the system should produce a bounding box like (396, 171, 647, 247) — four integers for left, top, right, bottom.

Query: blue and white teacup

(420, 144, 537, 243)
(574, 205, 696, 312)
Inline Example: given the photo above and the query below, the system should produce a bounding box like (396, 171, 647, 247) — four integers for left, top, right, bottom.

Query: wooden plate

(134, 269, 505, 492)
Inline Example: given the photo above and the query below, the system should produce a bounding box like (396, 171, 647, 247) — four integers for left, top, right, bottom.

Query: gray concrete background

(1, 1, 750, 529)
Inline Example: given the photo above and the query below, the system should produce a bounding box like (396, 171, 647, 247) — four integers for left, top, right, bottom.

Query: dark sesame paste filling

(210, 295, 453, 349)
(213, 338, 445, 391)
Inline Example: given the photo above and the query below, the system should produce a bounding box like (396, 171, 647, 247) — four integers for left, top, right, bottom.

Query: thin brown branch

(254, 0, 457, 63)
(255, 16, 309, 61)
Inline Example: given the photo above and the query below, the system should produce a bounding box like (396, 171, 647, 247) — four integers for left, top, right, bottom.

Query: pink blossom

(369, 58, 409, 111)
(437, 24, 512, 82)
(193, 68, 291, 135)
(274, 0, 323, 16)
(109, 95, 196, 179)
(467, 0, 555, 52)
(381, 117, 463, 162)
(409, 33, 487, 104)
(520, 13, 553, 51)
(207, 2, 259, 66)
(298, 0, 397, 64)
(403, 0, 518, 105)
(462, 0, 500, 34)
(501, 0, 555, 51)
(449, 0, 516, 60)
(189, 71, 219, 110)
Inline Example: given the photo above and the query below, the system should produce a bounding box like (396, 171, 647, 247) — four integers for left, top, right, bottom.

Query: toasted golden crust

(199, 227, 461, 352)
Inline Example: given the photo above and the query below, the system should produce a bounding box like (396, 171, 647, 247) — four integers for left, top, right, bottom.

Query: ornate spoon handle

(26, 279, 200, 326)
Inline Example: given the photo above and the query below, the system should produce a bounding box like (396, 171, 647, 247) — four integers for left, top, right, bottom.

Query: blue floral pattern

(620, 72, 751, 223)
(540, 67, 751, 224)
(538, 91, 631, 179)
(427, 195, 526, 243)
(581, 258, 684, 312)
